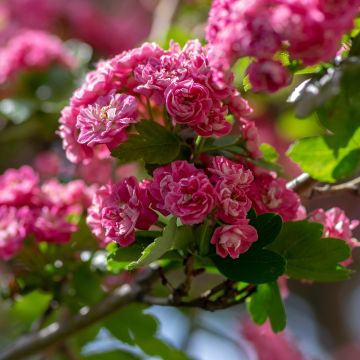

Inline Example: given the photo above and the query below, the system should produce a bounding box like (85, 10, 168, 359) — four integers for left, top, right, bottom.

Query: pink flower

(32, 206, 77, 244)
(58, 106, 93, 164)
(165, 79, 213, 126)
(241, 319, 308, 360)
(215, 181, 252, 224)
(208, 156, 254, 187)
(0, 206, 31, 260)
(34, 151, 61, 178)
(0, 165, 39, 206)
(249, 172, 301, 221)
(247, 60, 291, 93)
(0, 30, 74, 84)
(87, 177, 157, 247)
(309, 207, 359, 266)
(76, 91, 138, 149)
(241, 121, 263, 159)
(150, 161, 216, 225)
(211, 221, 258, 259)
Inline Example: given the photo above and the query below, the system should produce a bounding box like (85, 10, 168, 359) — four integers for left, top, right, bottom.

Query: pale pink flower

(87, 177, 157, 247)
(0, 206, 31, 260)
(309, 207, 359, 266)
(209, 156, 254, 187)
(249, 172, 301, 221)
(150, 161, 216, 225)
(211, 221, 258, 259)
(76, 91, 138, 149)
(241, 319, 308, 360)
(0, 165, 39, 206)
(215, 181, 252, 224)
(241, 121, 263, 159)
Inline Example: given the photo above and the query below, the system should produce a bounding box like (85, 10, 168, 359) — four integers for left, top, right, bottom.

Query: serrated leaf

(267, 221, 352, 281)
(111, 120, 181, 165)
(211, 214, 285, 284)
(247, 282, 286, 333)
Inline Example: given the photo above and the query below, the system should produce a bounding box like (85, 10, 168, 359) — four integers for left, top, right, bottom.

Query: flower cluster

(0, 166, 92, 260)
(206, 0, 360, 92)
(58, 40, 253, 164)
(87, 156, 302, 259)
(0, 30, 74, 85)
(309, 207, 359, 266)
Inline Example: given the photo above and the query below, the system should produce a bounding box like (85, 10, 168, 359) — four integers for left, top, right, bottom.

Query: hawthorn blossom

(87, 177, 157, 247)
(309, 207, 359, 266)
(247, 59, 291, 93)
(211, 221, 258, 259)
(0, 30, 74, 84)
(208, 156, 254, 187)
(249, 172, 301, 221)
(76, 91, 138, 149)
(150, 161, 216, 225)
(0, 165, 39, 206)
(0, 206, 31, 260)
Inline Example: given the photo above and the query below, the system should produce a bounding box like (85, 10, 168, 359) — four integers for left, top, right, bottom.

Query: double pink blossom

(76, 91, 138, 149)
(249, 172, 301, 221)
(87, 177, 157, 247)
(211, 221, 258, 259)
(150, 161, 216, 225)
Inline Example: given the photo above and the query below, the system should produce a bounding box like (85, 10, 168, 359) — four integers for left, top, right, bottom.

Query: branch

(311, 176, 360, 197)
(0, 268, 160, 360)
(286, 173, 316, 193)
(148, 0, 180, 43)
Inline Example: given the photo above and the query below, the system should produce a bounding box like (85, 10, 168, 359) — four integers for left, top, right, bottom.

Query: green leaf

(247, 282, 286, 333)
(111, 120, 181, 165)
(128, 218, 192, 270)
(105, 304, 189, 360)
(211, 214, 286, 284)
(267, 221, 352, 281)
(259, 144, 279, 163)
(85, 350, 142, 360)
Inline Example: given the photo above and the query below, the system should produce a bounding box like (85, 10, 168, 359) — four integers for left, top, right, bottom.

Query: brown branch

(286, 173, 317, 193)
(311, 176, 360, 198)
(0, 268, 160, 360)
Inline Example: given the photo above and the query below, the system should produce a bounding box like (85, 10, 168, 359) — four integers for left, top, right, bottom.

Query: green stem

(146, 98, 154, 121)
(136, 230, 163, 238)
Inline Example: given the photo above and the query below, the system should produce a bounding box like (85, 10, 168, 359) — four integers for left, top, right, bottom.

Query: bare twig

(148, 0, 180, 43)
(286, 173, 316, 193)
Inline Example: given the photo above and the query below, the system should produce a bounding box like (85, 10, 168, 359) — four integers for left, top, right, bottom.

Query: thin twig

(311, 176, 360, 198)
(286, 173, 316, 192)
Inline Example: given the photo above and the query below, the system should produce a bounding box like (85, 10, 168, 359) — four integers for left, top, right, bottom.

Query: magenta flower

(165, 79, 213, 126)
(0, 206, 31, 260)
(76, 91, 138, 149)
(247, 59, 291, 93)
(249, 172, 301, 221)
(211, 221, 258, 259)
(215, 181, 252, 224)
(0, 165, 39, 206)
(87, 177, 157, 247)
(150, 160, 216, 225)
